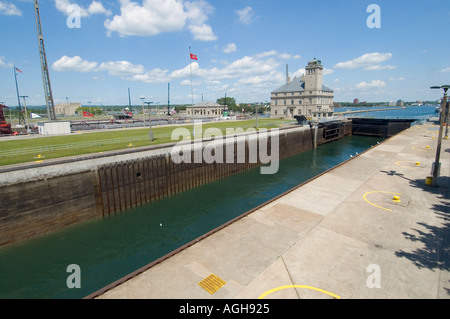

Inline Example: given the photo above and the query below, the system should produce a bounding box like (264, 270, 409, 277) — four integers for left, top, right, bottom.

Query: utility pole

(167, 83, 170, 116)
(430, 85, 449, 187)
(13, 66, 25, 125)
(20, 96, 29, 131)
(145, 101, 154, 141)
(34, 0, 56, 121)
(140, 96, 146, 126)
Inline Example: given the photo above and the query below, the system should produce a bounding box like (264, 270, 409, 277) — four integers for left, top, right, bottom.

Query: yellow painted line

(395, 161, 421, 169)
(415, 126, 434, 133)
(363, 191, 402, 212)
(258, 285, 341, 299)
(411, 146, 432, 151)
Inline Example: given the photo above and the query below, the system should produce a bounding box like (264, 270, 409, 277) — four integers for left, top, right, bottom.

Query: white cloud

(104, 0, 216, 41)
(0, 56, 13, 68)
(389, 77, 405, 81)
(278, 53, 301, 60)
(54, 0, 111, 17)
(334, 53, 394, 71)
(98, 61, 145, 76)
(88, 1, 112, 15)
(51, 50, 303, 97)
(223, 43, 237, 54)
(255, 50, 278, 59)
(188, 23, 216, 41)
(185, 0, 217, 41)
(236, 6, 254, 25)
(0, 1, 21, 15)
(440, 67, 450, 73)
(355, 80, 386, 89)
(323, 68, 334, 75)
(364, 64, 396, 71)
(104, 0, 186, 36)
(238, 71, 284, 87)
(52, 56, 98, 72)
(255, 51, 300, 61)
(127, 68, 169, 84)
(291, 68, 305, 78)
(169, 51, 286, 93)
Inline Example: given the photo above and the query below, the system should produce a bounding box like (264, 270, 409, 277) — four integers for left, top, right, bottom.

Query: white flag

(31, 113, 41, 118)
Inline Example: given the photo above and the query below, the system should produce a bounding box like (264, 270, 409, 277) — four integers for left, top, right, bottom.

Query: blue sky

(1, 0, 450, 107)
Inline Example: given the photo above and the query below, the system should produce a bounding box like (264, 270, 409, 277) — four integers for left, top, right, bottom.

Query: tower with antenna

(34, 0, 56, 121)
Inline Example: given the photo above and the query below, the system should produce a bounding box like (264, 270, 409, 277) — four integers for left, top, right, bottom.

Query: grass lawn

(0, 118, 295, 166)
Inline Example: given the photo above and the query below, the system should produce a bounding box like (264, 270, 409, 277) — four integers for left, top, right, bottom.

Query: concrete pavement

(93, 122, 449, 299)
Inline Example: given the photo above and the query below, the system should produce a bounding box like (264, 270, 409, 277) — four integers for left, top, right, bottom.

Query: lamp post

(145, 101, 154, 141)
(255, 103, 258, 129)
(140, 96, 145, 127)
(430, 85, 449, 187)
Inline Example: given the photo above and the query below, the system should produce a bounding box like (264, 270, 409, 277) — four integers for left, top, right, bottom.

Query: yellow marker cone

(392, 195, 401, 202)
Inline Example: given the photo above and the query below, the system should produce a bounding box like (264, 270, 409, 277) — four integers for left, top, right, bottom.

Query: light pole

(255, 103, 258, 129)
(20, 95, 29, 132)
(145, 101, 154, 141)
(140, 96, 145, 127)
(430, 85, 449, 187)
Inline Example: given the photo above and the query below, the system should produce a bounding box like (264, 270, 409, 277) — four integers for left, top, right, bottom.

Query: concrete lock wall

(0, 121, 351, 246)
(0, 171, 100, 246)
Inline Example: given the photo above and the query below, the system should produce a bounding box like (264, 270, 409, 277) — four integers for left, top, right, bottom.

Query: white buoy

(160, 223, 162, 227)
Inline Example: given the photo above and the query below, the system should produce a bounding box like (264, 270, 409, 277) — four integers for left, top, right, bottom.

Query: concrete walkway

(95, 123, 449, 299)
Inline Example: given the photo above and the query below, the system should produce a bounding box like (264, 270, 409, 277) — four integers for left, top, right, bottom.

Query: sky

(0, 0, 450, 107)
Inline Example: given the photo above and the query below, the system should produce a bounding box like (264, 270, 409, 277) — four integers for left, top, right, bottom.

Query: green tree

(239, 103, 253, 113)
(217, 97, 237, 112)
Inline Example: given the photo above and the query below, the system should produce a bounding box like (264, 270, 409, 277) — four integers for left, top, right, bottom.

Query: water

(335, 105, 437, 121)
(0, 105, 437, 299)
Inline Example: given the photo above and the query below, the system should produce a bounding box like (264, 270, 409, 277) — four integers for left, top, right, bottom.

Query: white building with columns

(270, 59, 334, 119)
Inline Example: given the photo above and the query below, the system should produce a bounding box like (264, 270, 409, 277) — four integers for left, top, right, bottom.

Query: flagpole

(189, 46, 194, 106)
(14, 65, 22, 125)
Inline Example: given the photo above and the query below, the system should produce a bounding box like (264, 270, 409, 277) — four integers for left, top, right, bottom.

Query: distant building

(396, 99, 404, 107)
(270, 59, 334, 119)
(389, 101, 396, 107)
(186, 101, 225, 118)
(54, 102, 81, 116)
(353, 98, 359, 104)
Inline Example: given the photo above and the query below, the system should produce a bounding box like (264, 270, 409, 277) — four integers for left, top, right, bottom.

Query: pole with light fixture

(145, 101, 154, 141)
(430, 85, 449, 187)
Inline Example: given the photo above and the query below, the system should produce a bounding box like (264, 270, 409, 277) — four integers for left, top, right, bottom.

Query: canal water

(0, 106, 436, 299)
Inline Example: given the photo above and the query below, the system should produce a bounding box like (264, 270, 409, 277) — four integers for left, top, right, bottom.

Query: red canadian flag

(83, 111, 94, 117)
(190, 53, 198, 60)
